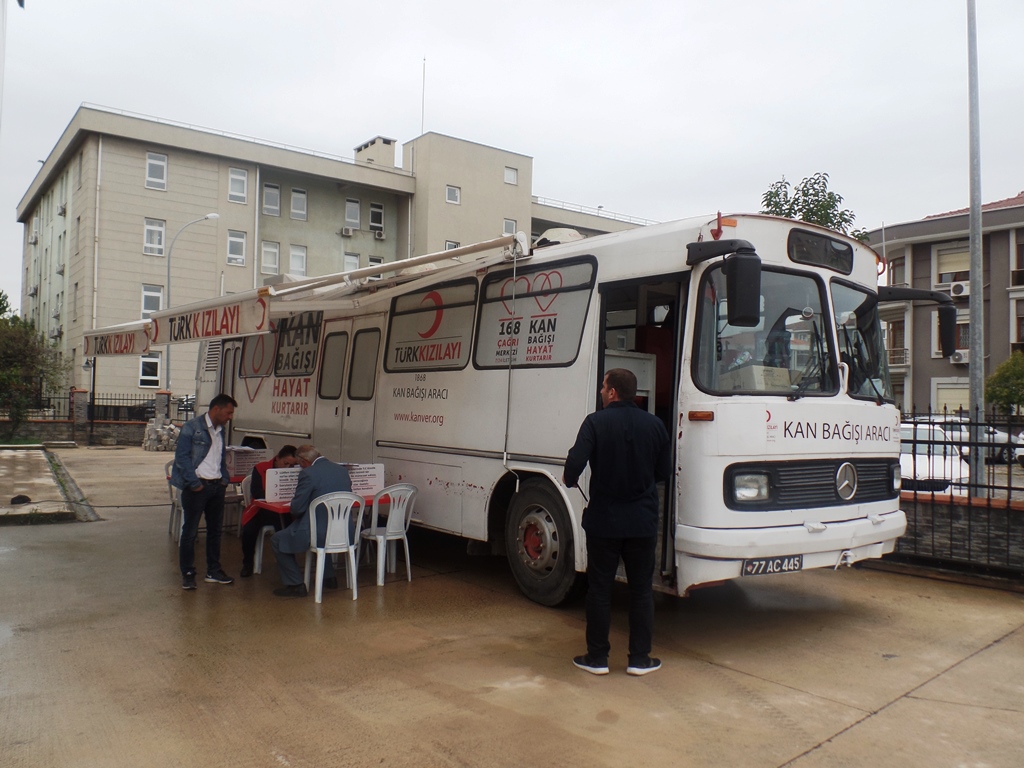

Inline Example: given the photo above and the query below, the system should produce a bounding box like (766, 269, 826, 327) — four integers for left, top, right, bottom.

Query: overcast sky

(1, 0, 1022, 310)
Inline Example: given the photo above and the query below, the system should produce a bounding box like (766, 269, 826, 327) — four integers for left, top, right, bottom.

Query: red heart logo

(533, 271, 562, 313)
(500, 276, 531, 316)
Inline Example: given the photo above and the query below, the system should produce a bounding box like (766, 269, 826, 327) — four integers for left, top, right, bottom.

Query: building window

(889, 257, 905, 287)
(227, 230, 246, 266)
(368, 256, 383, 281)
(228, 168, 248, 203)
(139, 353, 161, 388)
(346, 199, 360, 226)
(141, 284, 163, 319)
(369, 203, 384, 233)
(263, 183, 281, 216)
(144, 218, 165, 256)
(289, 244, 307, 276)
(931, 310, 970, 358)
(146, 152, 167, 191)
(934, 241, 969, 284)
(76, 152, 83, 189)
(957, 321, 970, 350)
(291, 189, 307, 220)
(344, 253, 360, 272)
(261, 241, 280, 275)
(887, 319, 906, 366)
(504, 166, 518, 185)
(445, 240, 460, 250)
(446, 185, 461, 204)
(503, 219, 517, 236)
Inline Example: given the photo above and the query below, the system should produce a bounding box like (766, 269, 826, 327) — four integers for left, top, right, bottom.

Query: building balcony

(887, 347, 909, 367)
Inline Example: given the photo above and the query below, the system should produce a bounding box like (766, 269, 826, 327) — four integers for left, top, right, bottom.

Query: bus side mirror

(725, 250, 761, 327)
(938, 303, 957, 358)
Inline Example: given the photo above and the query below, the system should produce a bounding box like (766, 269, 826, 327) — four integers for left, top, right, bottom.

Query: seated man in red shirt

(239, 445, 299, 577)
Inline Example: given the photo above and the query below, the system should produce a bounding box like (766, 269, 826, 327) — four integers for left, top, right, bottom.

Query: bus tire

(505, 479, 585, 607)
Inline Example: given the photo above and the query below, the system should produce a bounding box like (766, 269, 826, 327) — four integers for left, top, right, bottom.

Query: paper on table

(343, 463, 384, 495)
(265, 467, 301, 502)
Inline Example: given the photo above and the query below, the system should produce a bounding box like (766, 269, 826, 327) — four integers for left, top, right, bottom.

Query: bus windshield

(831, 281, 894, 402)
(695, 266, 836, 396)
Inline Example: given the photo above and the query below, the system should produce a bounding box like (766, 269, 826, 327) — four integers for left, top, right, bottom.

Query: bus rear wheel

(505, 480, 584, 606)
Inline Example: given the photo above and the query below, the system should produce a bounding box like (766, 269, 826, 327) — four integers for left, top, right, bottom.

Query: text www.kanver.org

(394, 411, 444, 427)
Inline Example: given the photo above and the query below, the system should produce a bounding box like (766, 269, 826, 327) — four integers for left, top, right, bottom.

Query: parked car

(908, 415, 1022, 464)
(900, 424, 968, 493)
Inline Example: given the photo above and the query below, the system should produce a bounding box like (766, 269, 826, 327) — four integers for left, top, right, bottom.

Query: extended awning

(84, 320, 152, 356)
(140, 233, 529, 346)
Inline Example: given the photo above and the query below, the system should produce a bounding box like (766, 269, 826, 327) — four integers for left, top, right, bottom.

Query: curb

(46, 449, 99, 522)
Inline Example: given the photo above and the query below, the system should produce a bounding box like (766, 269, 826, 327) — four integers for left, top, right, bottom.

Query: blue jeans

(179, 481, 225, 576)
(584, 534, 656, 664)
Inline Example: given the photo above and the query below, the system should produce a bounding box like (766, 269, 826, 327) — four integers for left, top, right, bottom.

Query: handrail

(532, 196, 659, 226)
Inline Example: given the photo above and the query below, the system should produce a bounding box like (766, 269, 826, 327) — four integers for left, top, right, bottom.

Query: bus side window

(317, 332, 349, 400)
(348, 329, 381, 400)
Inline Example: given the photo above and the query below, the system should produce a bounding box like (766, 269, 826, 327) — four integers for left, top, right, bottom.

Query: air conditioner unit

(950, 280, 970, 297)
(48, 325, 63, 339)
(55, 263, 65, 276)
(51, 307, 60, 319)
(340, 227, 354, 237)
(28, 285, 38, 297)
(57, 204, 66, 217)
(951, 350, 970, 365)
(374, 230, 386, 240)
(28, 233, 38, 245)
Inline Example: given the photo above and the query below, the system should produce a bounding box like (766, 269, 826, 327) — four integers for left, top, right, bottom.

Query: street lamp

(82, 357, 97, 445)
(165, 213, 219, 390)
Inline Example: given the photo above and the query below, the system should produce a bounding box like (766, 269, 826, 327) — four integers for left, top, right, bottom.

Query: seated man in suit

(270, 444, 353, 597)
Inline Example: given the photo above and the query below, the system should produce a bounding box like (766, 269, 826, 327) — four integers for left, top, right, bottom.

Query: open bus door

(598, 275, 686, 587)
(313, 315, 384, 464)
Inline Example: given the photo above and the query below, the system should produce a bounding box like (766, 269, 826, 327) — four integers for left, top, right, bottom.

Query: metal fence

(894, 407, 1024, 579)
(13, 393, 196, 423)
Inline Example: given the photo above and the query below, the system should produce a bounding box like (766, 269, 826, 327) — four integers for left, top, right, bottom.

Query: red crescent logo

(151, 318, 160, 342)
(766, 409, 772, 422)
(256, 297, 268, 330)
(418, 291, 444, 339)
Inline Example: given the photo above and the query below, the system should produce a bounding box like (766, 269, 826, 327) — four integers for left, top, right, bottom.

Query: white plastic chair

(243, 474, 277, 575)
(303, 491, 364, 603)
(359, 484, 417, 586)
(165, 461, 182, 541)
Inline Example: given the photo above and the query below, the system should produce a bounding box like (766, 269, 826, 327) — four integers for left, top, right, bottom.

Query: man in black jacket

(563, 368, 672, 676)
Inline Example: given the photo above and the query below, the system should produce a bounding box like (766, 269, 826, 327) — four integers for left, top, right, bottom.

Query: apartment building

(870, 191, 1024, 413)
(17, 105, 646, 395)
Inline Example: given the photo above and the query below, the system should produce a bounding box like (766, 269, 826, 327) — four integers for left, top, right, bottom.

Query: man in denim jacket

(171, 393, 238, 590)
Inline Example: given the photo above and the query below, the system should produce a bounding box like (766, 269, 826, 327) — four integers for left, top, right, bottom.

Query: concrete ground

(1, 446, 1023, 767)
(0, 448, 73, 523)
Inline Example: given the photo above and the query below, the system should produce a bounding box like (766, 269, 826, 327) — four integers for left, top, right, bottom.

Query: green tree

(986, 351, 1024, 414)
(760, 172, 869, 242)
(0, 292, 70, 440)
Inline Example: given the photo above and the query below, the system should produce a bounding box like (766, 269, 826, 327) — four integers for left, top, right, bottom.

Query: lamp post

(165, 213, 219, 390)
(82, 357, 97, 445)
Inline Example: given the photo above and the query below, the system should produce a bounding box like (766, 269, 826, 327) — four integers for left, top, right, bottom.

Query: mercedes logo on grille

(836, 462, 858, 501)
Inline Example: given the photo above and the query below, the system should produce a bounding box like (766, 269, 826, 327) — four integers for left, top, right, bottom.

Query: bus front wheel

(505, 480, 584, 606)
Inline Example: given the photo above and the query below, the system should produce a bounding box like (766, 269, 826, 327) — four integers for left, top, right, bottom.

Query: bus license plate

(742, 555, 803, 576)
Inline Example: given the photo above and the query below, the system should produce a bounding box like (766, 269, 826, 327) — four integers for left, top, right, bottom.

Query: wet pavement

(0, 446, 1022, 767)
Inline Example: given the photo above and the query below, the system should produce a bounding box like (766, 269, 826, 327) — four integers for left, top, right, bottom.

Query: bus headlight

(891, 463, 902, 493)
(733, 472, 770, 503)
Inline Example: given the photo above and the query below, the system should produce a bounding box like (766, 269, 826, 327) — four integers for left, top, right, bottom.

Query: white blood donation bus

(95, 214, 955, 605)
